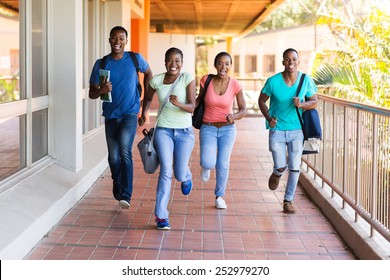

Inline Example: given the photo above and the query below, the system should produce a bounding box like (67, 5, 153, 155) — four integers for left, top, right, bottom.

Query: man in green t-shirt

(258, 48, 318, 213)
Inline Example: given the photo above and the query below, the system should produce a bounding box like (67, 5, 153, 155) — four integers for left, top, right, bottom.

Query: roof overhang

(0, 0, 285, 38)
(150, 0, 284, 38)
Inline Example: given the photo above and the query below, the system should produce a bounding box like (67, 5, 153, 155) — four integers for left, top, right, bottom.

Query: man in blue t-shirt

(89, 26, 153, 209)
(258, 48, 318, 213)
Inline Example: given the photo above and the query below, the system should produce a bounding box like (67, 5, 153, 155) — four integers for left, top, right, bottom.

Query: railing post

(371, 114, 379, 237)
(343, 107, 348, 209)
(355, 110, 362, 223)
(331, 103, 337, 198)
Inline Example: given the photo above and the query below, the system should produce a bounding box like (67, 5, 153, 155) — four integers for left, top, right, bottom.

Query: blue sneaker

(156, 218, 170, 230)
(181, 179, 192, 195)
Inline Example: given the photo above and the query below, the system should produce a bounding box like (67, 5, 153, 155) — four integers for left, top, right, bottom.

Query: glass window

(245, 55, 257, 74)
(263, 55, 275, 75)
(0, 1, 49, 184)
(0, 7, 20, 103)
(32, 109, 48, 163)
(31, 0, 47, 98)
(233, 55, 239, 75)
(0, 116, 26, 180)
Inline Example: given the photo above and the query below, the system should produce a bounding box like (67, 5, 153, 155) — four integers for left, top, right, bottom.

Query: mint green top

(150, 72, 194, 128)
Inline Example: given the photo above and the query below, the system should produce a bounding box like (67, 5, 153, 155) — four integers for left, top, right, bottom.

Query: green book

(99, 69, 111, 102)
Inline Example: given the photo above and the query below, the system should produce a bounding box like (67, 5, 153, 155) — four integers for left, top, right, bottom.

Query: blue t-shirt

(89, 52, 149, 119)
(261, 71, 317, 130)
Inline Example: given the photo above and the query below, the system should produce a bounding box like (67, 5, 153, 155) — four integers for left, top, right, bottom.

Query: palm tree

(312, 3, 390, 107)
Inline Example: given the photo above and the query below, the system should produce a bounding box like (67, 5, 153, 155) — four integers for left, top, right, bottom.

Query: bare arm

(142, 66, 153, 95)
(227, 89, 247, 124)
(293, 93, 318, 110)
(138, 84, 156, 126)
(88, 76, 112, 99)
(258, 92, 277, 128)
(169, 79, 196, 113)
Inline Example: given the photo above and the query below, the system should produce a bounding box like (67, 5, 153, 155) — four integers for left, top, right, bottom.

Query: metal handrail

(303, 93, 390, 243)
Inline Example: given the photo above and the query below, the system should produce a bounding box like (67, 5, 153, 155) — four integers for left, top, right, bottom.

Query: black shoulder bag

(294, 73, 322, 154)
(192, 74, 214, 129)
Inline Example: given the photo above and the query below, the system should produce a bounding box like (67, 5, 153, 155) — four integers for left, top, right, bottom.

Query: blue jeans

(105, 114, 138, 201)
(268, 130, 304, 202)
(154, 127, 195, 219)
(200, 124, 237, 197)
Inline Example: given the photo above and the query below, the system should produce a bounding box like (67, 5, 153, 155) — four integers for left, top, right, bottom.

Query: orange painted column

(131, 0, 150, 58)
(131, 1, 151, 118)
(226, 37, 233, 55)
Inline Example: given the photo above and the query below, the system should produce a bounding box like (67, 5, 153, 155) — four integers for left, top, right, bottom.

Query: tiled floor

(26, 117, 356, 260)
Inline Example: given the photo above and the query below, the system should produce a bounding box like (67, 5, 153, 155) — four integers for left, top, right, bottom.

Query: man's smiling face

(109, 30, 127, 55)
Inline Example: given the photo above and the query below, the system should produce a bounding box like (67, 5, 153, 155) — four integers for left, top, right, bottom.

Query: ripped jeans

(269, 129, 304, 202)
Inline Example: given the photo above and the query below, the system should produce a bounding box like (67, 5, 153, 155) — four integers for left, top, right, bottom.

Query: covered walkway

(25, 117, 356, 260)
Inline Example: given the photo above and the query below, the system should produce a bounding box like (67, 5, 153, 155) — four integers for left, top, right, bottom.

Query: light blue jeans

(269, 129, 304, 202)
(200, 124, 237, 197)
(105, 114, 138, 201)
(154, 126, 195, 219)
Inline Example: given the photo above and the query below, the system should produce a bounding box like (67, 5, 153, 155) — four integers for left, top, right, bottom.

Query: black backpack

(99, 51, 142, 97)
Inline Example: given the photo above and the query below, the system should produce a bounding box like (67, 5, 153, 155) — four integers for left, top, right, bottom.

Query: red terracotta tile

(89, 247, 117, 260)
(67, 246, 95, 260)
(112, 248, 138, 260)
(25, 118, 356, 261)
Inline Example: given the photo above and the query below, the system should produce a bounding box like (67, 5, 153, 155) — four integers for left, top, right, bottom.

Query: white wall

(148, 33, 196, 76)
(0, 17, 18, 76)
(50, 0, 83, 172)
(208, 24, 335, 78)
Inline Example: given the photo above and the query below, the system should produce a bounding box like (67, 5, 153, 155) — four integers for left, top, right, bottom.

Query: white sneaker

(201, 168, 210, 182)
(119, 200, 130, 209)
(215, 197, 227, 209)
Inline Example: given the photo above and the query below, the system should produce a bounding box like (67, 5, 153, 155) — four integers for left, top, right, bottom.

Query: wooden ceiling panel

(150, 0, 282, 37)
(0, 0, 283, 38)
(0, 0, 18, 13)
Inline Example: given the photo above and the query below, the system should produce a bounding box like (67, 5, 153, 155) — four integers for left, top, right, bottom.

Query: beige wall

(208, 24, 335, 78)
(148, 33, 196, 76)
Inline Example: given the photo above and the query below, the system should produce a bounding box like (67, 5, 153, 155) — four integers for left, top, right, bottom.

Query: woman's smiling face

(215, 55, 232, 78)
(165, 52, 183, 75)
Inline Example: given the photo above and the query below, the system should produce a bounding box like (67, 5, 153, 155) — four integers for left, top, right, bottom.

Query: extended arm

(258, 92, 277, 128)
(226, 90, 247, 124)
(138, 84, 156, 126)
(142, 66, 153, 96)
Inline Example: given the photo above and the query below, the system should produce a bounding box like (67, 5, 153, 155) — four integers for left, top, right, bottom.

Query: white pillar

(49, 0, 83, 172)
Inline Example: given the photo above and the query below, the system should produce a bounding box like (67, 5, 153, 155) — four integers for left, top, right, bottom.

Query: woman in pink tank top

(196, 52, 247, 209)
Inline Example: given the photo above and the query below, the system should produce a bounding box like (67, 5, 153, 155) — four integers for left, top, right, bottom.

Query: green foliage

(312, 3, 390, 107)
(0, 76, 19, 103)
(252, 0, 320, 33)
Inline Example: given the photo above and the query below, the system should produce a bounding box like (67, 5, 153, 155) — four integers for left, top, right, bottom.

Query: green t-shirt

(261, 71, 317, 130)
(150, 72, 194, 128)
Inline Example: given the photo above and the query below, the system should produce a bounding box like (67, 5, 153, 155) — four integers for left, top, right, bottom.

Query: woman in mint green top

(139, 47, 196, 230)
